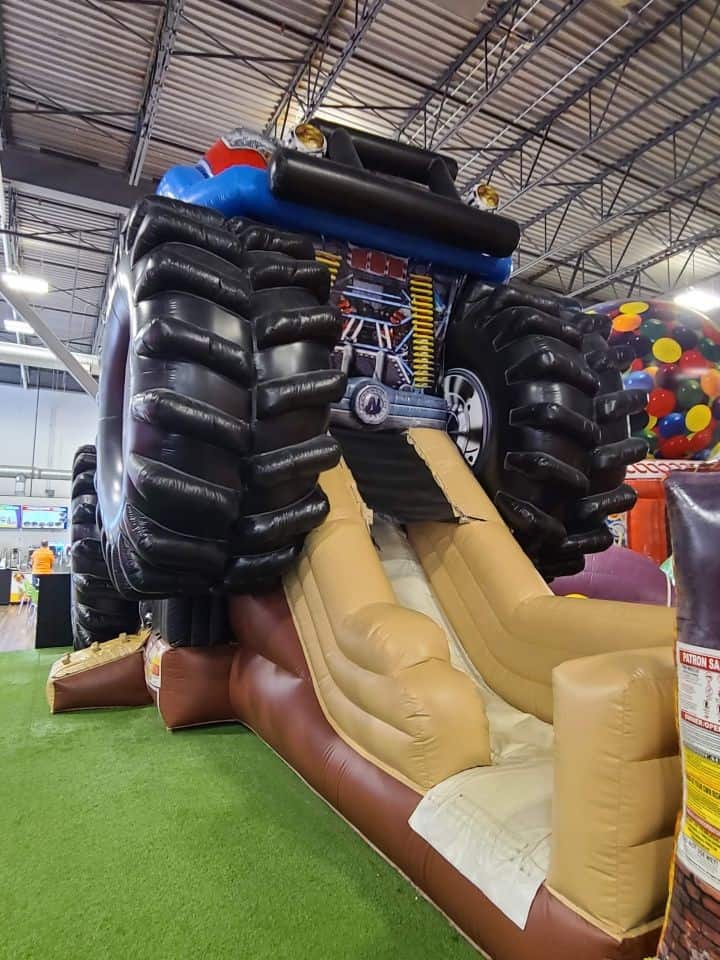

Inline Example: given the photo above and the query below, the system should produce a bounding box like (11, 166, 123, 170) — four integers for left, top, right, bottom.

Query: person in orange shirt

(31, 540, 54, 585)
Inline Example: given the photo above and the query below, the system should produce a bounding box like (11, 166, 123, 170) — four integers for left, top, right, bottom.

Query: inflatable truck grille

(48, 121, 698, 960)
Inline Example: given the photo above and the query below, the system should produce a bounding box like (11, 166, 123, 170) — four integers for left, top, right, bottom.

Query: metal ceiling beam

(524, 169, 720, 282)
(128, 0, 184, 186)
(515, 94, 720, 277)
(0, 277, 98, 396)
(1, 146, 155, 214)
(433, 0, 592, 150)
(397, 0, 522, 141)
(569, 227, 720, 297)
(0, 228, 110, 257)
(265, 0, 345, 134)
(301, 0, 389, 122)
(495, 32, 720, 206)
(465, 0, 700, 187)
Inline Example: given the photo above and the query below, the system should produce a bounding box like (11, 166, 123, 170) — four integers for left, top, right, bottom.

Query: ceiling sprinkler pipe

(0, 341, 100, 377)
(0, 466, 72, 480)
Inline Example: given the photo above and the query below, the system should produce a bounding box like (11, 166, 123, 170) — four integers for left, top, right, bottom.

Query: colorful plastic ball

(685, 404, 713, 433)
(678, 349, 710, 376)
(659, 434, 690, 458)
(658, 412, 687, 438)
(655, 363, 679, 390)
(693, 449, 712, 460)
(595, 299, 720, 460)
(630, 334, 652, 359)
(701, 369, 720, 398)
(688, 424, 716, 453)
(673, 326, 699, 350)
(653, 337, 683, 363)
(676, 379, 705, 410)
(703, 322, 720, 346)
(620, 301, 649, 315)
(699, 338, 720, 364)
(710, 441, 720, 460)
(641, 428, 658, 454)
(612, 313, 642, 333)
(648, 388, 676, 418)
(640, 318, 667, 341)
(624, 371, 654, 391)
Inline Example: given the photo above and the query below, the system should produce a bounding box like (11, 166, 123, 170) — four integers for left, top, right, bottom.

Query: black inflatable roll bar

(313, 120, 460, 189)
(269, 146, 520, 259)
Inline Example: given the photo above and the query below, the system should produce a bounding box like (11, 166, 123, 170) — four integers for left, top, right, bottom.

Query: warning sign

(677, 641, 720, 890)
(143, 634, 169, 693)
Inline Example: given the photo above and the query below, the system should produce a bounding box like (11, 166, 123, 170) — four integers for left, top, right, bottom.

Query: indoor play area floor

(0, 649, 481, 960)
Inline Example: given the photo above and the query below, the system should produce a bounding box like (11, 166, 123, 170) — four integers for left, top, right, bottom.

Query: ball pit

(593, 299, 720, 460)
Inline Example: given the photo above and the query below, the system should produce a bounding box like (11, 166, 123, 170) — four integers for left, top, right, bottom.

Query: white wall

(0, 382, 98, 563)
(0, 382, 97, 496)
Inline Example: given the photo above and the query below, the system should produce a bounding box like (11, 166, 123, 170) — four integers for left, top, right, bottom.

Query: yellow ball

(647, 414, 658, 429)
(620, 300, 649, 315)
(686, 404, 712, 433)
(652, 337, 682, 363)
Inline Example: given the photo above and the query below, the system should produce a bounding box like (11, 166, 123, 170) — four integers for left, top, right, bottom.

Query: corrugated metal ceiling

(1, 0, 719, 364)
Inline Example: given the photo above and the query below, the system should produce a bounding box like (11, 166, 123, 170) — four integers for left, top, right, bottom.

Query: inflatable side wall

(657, 473, 720, 959)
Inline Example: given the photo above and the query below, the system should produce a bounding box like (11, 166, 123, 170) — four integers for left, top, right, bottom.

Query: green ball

(641, 428, 658, 453)
(700, 337, 720, 364)
(640, 318, 667, 341)
(676, 378, 705, 410)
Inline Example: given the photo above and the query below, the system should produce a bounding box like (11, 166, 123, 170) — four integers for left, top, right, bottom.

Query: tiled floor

(0, 605, 36, 652)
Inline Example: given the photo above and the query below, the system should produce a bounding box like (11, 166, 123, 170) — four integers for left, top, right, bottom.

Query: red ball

(647, 387, 676, 418)
(659, 434, 690, 458)
(630, 358, 644, 372)
(688, 423, 716, 453)
(703, 321, 720, 346)
(678, 349, 710, 376)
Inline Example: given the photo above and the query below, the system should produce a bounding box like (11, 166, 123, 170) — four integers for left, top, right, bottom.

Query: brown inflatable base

(151, 642, 237, 729)
(47, 633, 152, 713)
(227, 592, 661, 960)
(48, 607, 661, 959)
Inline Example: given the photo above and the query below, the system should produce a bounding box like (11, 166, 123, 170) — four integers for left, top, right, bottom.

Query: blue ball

(624, 371, 654, 391)
(658, 412, 687, 438)
(693, 448, 712, 461)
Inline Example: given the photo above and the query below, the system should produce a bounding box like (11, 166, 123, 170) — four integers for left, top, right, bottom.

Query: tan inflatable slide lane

(401, 428, 679, 937)
(284, 457, 490, 793)
(283, 429, 679, 942)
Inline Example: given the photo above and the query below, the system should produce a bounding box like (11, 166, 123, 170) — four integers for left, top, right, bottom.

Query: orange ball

(701, 369, 720, 398)
(612, 313, 642, 332)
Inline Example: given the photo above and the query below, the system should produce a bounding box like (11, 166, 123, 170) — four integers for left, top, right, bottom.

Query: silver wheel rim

(443, 368, 492, 468)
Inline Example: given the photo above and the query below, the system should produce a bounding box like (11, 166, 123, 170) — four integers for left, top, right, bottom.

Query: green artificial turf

(0, 650, 480, 960)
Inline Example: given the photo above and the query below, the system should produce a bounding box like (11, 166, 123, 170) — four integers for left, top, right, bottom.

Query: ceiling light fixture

(674, 287, 720, 313)
(3, 317, 34, 335)
(1, 271, 50, 295)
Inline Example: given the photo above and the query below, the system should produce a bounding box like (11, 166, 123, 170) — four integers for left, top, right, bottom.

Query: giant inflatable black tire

(70, 444, 139, 649)
(443, 285, 646, 579)
(562, 314, 648, 574)
(96, 196, 344, 600)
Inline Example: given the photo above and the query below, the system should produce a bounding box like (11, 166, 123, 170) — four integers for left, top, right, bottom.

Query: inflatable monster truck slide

(49, 121, 720, 960)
